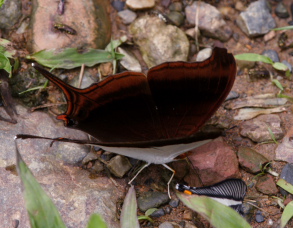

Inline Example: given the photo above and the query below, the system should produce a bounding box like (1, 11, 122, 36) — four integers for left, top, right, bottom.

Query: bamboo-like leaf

(272, 62, 288, 71)
(120, 186, 140, 228)
(281, 201, 293, 228)
(271, 79, 284, 91)
(235, 53, 273, 64)
(277, 179, 293, 194)
(26, 48, 124, 69)
(15, 141, 66, 228)
(272, 26, 293, 31)
(177, 193, 251, 228)
(86, 214, 107, 228)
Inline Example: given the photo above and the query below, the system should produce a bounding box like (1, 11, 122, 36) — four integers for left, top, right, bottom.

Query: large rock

(0, 105, 120, 228)
(28, 0, 111, 52)
(129, 15, 189, 68)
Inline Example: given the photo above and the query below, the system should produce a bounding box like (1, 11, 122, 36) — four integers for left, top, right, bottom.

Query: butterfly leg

(128, 162, 151, 186)
(162, 164, 175, 199)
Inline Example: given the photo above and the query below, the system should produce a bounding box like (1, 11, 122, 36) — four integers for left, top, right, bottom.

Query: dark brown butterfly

(17, 47, 236, 195)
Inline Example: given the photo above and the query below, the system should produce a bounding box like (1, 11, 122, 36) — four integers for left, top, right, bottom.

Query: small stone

(159, 222, 181, 228)
(126, 0, 155, 10)
(169, 2, 182, 12)
(235, 1, 246, 11)
(0, 0, 22, 29)
(226, 91, 239, 101)
(263, 30, 275, 42)
(150, 208, 165, 218)
(255, 175, 278, 195)
(137, 191, 169, 212)
(240, 114, 284, 143)
(118, 47, 142, 72)
(237, 147, 269, 174)
(118, 9, 137, 25)
(91, 161, 104, 173)
(196, 48, 212, 62)
(255, 210, 265, 223)
(182, 210, 193, 220)
(261, 49, 280, 62)
(166, 11, 184, 27)
(111, 0, 125, 11)
(100, 151, 115, 161)
(107, 155, 132, 178)
(275, 2, 289, 19)
(82, 151, 99, 165)
(164, 206, 172, 214)
(169, 198, 180, 208)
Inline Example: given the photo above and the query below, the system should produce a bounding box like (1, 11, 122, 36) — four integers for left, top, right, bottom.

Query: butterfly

(16, 47, 236, 196)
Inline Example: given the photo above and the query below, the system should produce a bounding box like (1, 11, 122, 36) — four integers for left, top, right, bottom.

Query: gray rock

(185, 2, 232, 41)
(130, 15, 189, 67)
(0, 0, 22, 29)
(236, 0, 276, 37)
(279, 163, 293, 195)
(111, 0, 125, 11)
(118, 9, 137, 25)
(261, 49, 280, 62)
(107, 155, 132, 178)
(137, 191, 169, 212)
(240, 114, 284, 143)
(150, 208, 165, 217)
(255, 210, 265, 223)
(1, 105, 120, 228)
(275, 2, 290, 19)
(169, 198, 180, 208)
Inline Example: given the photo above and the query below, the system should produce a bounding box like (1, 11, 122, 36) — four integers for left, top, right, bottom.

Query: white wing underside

(88, 139, 212, 164)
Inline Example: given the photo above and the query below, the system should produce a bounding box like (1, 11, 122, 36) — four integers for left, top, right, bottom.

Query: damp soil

(2, 0, 293, 227)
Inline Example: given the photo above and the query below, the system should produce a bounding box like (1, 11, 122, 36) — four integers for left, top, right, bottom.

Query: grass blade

(15, 141, 66, 228)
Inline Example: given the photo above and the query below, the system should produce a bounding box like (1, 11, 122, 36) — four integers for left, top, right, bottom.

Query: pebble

(107, 155, 132, 178)
(255, 210, 265, 223)
(182, 210, 193, 220)
(126, 0, 155, 10)
(111, 0, 125, 11)
(0, 0, 22, 29)
(151, 208, 165, 218)
(118, 9, 137, 25)
(166, 11, 184, 26)
(275, 2, 289, 19)
(137, 191, 169, 212)
(169, 198, 180, 208)
(261, 49, 280, 62)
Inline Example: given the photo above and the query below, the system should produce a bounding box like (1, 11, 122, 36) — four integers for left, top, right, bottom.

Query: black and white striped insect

(176, 179, 247, 214)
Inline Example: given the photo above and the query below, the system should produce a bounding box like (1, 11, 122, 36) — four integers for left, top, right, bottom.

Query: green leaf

(26, 48, 124, 69)
(272, 26, 293, 31)
(267, 126, 278, 144)
(0, 38, 16, 57)
(272, 62, 288, 71)
(177, 193, 251, 228)
(86, 214, 107, 228)
(0, 52, 12, 76)
(278, 93, 293, 102)
(0, 0, 5, 8)
(15, 142, 66, 228)
(281, 201, 293, 228)
(120, 186, 140, 228)
(145, 208, 158, 217)
(271, 79, 284, 91)
(277, 179, 293, 195)
(235, 53, 274, 64)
